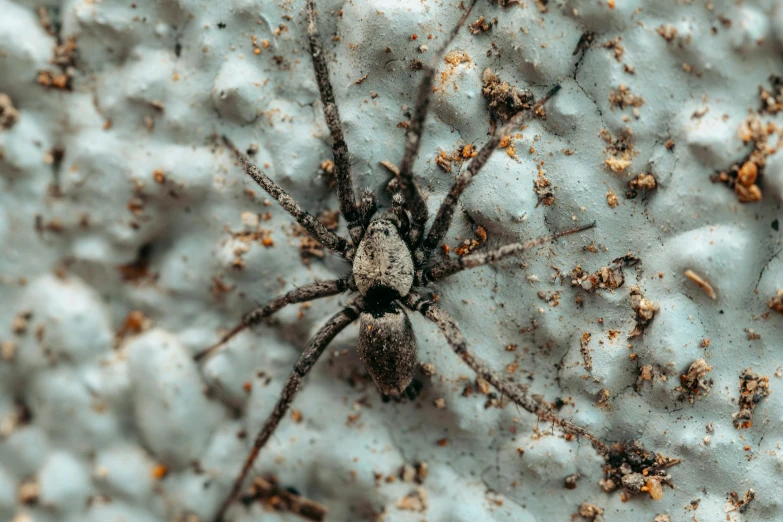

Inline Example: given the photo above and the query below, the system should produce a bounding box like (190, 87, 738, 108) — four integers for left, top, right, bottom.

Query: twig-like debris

(684, 269, 716, 300)
(241, 476, 327, 522)
(580, 332, 593, 372)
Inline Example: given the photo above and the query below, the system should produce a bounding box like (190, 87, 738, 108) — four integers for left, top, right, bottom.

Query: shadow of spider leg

(404, 293, 610, 455)
(214, 297, 364, 522)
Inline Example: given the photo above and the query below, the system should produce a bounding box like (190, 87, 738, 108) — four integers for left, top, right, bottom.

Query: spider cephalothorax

(201, 1, 607, 520)
(353, 212, 414, 300)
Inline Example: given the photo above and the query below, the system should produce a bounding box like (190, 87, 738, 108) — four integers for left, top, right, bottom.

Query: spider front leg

(417, 222, 596, 286)
(214, 297, 364, 522)
(404, 293, 609, 455)
(415, 85, 562, 266)
(223, 137, 353, 259)
(396, 0, 479, 247)
(306, 0, 363, 245)
(194, 277, 354, 361)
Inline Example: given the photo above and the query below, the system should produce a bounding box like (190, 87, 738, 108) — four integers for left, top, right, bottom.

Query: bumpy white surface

(1, 0, 782, 521)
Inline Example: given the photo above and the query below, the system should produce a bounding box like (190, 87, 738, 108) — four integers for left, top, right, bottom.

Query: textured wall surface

(1, 0, 782, 521)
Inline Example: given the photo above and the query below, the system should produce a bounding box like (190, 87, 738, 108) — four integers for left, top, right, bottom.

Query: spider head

(353, 215, 414, 300)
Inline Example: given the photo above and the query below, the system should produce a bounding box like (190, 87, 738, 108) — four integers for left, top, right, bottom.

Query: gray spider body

(353, 216, 414, 300)
(353, 214, 418, 397)
(358, 302, 417, 398)
(205, 1, 604, 519)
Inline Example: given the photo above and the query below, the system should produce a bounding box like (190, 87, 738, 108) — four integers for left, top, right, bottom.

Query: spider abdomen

(353, 219, 414, 299)
(358, 302, 417, 398)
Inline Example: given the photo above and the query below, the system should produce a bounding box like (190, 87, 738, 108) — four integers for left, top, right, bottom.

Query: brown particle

(608, 84, 645, 111)
(712, 112, 777, 203)
(482, 68, 534, 121)
(533, 172, 555, 206)
(436, 437, 449, 447)
(580, 332, 593, 372)
(603, 441, 680, 500)
(291, 409, 303, 423)
(18, 479, 39, 505)
(433, 397, 446, 409)
(656, 24, 678, 42)
(151, 464, 168, 480)
(676, 358, 712, 404)
(628, 172, 656, 191)
(12, 311, 32, 335)
(643, 477, 663, 500)
(421, 362, 436, 375)
(737, 161, 758, 186)
(415, 462, 428, 483)
(564, 473, 580, 490)
(768, 289, 783, 315)
(114, 310, 151, 347)
(602, 130, 635, 173)
(735, 182, 762, 202)
(0, 93, 20, 129)
(596, 388, 611, 406)
(733, 369, 770, 429)
(760, 76, 783, 114)
(606, 189, 619, 208)
(577, 502, 604, 520)
(1, 340, 16, 361)
(628, 286, 658, 338)
(395, 487, 427, 512)
(476, 376, 491, 395)
(602, 36, 624, 62)
(468, 16, 492, 35)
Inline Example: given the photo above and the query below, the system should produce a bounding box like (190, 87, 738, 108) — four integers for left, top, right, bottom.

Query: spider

(201, 1, 608, 520)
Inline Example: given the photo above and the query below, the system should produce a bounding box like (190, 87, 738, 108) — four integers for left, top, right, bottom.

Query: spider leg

(359, 188, 378, 228)
(397, 0, 479, 247)
(404, 293, 609, 454)
(223, 137, 353, 259)
(418, 222, 595, 285)
(214, 297, 364, 522)
(306, 0, 363, 245)
(414, 85, 562, 266)
(194, 277, 354, 361)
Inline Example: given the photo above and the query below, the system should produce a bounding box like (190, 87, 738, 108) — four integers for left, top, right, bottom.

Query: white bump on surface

(37, 451, 92, 513)
(127, 329, 224, 468)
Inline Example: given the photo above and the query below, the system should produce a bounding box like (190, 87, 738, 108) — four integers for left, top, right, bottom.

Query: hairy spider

(201, 1, 606, 520)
